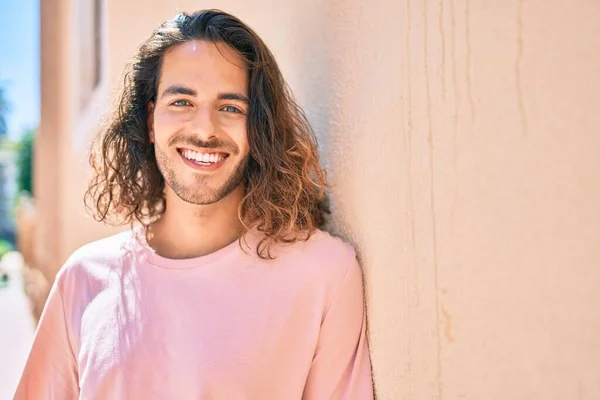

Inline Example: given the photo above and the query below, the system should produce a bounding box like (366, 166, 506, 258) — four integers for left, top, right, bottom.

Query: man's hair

(85, 9, 329, 258)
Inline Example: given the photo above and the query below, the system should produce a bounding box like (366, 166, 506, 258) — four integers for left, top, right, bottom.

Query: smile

(180, 148, 228, 164)
(177, 148, 230, 171)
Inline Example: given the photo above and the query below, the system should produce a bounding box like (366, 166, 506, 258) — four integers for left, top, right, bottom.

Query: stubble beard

(154, 145, 249, 206)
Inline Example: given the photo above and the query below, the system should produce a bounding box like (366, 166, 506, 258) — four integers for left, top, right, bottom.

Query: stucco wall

(39, 0, 600, 398)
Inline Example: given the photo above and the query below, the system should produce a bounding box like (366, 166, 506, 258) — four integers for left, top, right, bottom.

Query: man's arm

(302, 256, 374, 399)
(14, 277, 79, 399)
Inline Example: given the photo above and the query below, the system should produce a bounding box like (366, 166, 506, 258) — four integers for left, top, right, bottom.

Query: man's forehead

(158, 40, 248, 93)
(164, 39, 243, 61)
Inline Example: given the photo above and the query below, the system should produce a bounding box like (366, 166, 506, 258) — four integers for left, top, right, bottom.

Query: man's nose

(189, 104, 216, 141)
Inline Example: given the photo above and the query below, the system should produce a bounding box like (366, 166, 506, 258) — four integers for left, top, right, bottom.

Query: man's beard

(154, 145, 248, 205)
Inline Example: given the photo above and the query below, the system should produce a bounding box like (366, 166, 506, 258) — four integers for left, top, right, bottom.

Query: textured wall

(40, 0, 600, 398)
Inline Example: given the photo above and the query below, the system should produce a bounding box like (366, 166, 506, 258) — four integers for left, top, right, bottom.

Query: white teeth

(182, 149, 224, 164)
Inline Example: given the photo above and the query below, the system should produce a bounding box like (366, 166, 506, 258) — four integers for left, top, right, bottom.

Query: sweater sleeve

(13, 278, 80, 399)
(302, 256, 374, 400)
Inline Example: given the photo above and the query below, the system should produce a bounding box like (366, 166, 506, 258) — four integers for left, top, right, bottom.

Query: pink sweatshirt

(14, 228, 373, 399)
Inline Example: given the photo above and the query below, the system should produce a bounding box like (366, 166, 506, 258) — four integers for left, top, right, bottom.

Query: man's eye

(221, 105, 243, 114)
(172, 100, 191, 107)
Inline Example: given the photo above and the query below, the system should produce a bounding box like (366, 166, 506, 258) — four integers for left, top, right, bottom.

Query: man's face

(149, 40, 250, 205)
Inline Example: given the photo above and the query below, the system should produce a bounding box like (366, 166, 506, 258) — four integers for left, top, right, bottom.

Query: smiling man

(15, 9, 374, 400)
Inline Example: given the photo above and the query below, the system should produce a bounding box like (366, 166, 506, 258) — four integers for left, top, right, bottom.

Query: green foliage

(17, 129, 34, 196)
(0, 239, 14, 258)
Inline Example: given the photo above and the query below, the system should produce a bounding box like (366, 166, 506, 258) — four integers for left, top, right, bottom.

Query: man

(15, 9, 373, 399)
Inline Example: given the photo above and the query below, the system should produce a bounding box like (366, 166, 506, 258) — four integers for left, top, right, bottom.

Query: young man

(15, 9, 373, 399)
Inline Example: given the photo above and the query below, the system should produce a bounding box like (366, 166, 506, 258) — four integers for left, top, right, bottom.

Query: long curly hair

(85, 10, 329, 259)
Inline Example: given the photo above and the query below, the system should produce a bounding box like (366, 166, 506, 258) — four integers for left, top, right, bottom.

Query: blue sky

(0, 0, 40, 139)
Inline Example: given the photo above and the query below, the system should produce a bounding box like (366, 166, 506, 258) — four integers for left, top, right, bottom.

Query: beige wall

(38, 0, 121, 280)
(36, 0, 66, 282)
(37, 0, 600, 398)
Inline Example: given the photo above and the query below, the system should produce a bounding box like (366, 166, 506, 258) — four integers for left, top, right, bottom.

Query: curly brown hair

(85, 10, 329, 258)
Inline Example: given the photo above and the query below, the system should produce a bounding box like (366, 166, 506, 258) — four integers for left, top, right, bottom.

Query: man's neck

(147, 186, 245, 259)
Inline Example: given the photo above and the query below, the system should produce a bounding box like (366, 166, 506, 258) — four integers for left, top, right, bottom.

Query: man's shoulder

(271, 228, 358, 277)
(264, 229, 363, 309)
(297, 229, 355, 260)
(67, 229, 135, 264)
(55, 229, 137, 285)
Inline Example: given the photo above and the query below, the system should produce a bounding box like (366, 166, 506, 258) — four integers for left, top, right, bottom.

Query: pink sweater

(14, 228, 373, 399)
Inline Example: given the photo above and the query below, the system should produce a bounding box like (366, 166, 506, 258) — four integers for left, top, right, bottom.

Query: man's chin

(173, 190, 221, 206)
(169, 182, 244, 206)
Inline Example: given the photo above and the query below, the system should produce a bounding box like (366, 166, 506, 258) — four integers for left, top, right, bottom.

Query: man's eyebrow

(160, 85, 197, 99)
(218, 92, 250, 104)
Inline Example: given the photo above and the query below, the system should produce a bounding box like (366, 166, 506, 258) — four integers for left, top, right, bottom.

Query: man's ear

(147, 101, 155, 143)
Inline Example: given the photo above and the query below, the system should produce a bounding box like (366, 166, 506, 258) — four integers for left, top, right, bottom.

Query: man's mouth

(178, 148, 230, 166)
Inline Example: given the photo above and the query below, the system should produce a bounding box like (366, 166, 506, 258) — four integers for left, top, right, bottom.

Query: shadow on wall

(284, 4, 339, 231)
(289, 3, 365, 247)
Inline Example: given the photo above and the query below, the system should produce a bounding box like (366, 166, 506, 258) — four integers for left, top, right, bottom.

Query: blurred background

(1, 0, 600, 399)
(0, 1, 38, 398)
